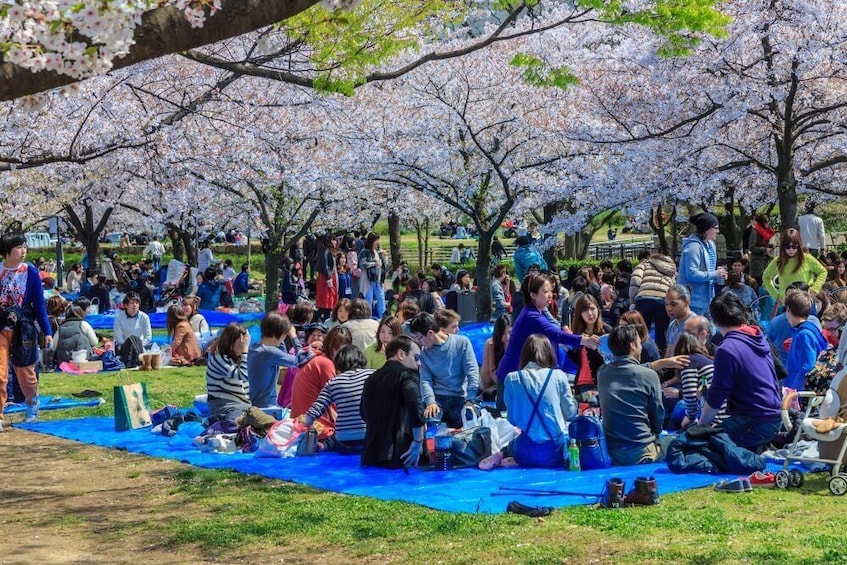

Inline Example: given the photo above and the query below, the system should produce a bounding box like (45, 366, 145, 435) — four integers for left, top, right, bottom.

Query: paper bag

(114, 383, 152, 431)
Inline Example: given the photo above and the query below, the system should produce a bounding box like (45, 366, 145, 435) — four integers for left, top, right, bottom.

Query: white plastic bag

(480, 409, 519, 453)
(255, 419, 305, 458)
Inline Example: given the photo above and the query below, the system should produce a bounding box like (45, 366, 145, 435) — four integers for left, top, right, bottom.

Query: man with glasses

(409, 312, 479, 428)
(684, 315, 717, 355)
(360, 335, 427, 469)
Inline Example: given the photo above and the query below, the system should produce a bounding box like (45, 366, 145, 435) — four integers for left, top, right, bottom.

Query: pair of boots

(601, 476, 660, 508)
(139, 353, 162, 371)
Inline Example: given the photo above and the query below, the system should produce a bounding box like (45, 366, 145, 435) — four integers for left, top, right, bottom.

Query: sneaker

(748, 471, 776, 488)
(714, 478, 752, 493)
(24, 400, 39, 423)
(506, 500, 553, 518)
(478, 452, 505, 470)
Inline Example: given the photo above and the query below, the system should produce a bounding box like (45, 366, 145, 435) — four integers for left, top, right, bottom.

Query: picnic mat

(17, 416, 752, 514)
(5, 395, 104, 414)
(85, 309, 265, 330)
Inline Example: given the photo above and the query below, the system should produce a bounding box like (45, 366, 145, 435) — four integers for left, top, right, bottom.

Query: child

(784, 291, 828, 390)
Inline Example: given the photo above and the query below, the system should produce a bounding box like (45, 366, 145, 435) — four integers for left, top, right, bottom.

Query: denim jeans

(719, 414, 781, 450)
(435, 394, 466, 429)
(364, 280, 386, 318)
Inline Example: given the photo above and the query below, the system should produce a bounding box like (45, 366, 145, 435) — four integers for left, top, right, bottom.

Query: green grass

(29, 368, 847, 563)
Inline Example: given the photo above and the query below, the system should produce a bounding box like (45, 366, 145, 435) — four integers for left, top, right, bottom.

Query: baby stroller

(157, 259, 192, 307)
(775, 368, 847, 495)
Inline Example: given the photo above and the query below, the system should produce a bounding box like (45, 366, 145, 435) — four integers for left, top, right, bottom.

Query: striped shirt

(680, 353, 725, 423)
(206, 352, 250, 407)
(306, 369, 374, 442)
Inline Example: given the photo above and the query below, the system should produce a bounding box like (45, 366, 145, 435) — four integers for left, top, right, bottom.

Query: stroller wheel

(774, 470, 790, 489)
(828, 475, 847, 496)
(788, 470, 805, 488)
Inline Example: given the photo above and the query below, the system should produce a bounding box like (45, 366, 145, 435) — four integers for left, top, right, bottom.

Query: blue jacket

(196, 280, 223, 311)
(233, 272, 249, 296)
(513, 244, 548, 283)
(666, 425, 767, 474)
(785, 320, 828, 389)
(678, 234, 722, 314)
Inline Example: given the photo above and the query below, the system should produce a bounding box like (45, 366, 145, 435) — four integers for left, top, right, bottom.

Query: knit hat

(691, 212, 719, 233)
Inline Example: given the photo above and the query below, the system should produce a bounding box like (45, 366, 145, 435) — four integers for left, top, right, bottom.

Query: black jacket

(666, 425, 766, 474)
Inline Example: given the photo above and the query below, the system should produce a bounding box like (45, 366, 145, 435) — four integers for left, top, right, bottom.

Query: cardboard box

(76, 360, 103, 372)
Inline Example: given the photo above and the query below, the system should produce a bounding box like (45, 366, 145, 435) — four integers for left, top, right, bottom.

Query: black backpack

(118, 335, 145, 368)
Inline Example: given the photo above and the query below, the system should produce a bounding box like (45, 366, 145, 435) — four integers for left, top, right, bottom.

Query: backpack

(804, 346, 841, 396)
(568, 415, 612, 470)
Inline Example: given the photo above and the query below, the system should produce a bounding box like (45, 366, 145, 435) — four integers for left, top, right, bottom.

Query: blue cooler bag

(568, 415, 612, 470)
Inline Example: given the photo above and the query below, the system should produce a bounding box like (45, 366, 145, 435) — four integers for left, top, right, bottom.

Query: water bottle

(434, 423, 453, 471)
(568, 439, 581, 471)
(425, 417, 440, 465)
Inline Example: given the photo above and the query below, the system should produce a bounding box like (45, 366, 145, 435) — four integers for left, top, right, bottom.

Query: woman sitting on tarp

(205, 323, 251, 422)
(166, 304, 202, 365)
(182, 296, 210, 336)
(53, 305, 98, 364)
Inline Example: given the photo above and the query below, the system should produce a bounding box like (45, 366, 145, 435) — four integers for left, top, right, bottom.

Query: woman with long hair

(762, 228, 828, 306)
(480, 314, 512, 405)
(481, 334, 578, 469)
(567, 294, 612, 396)
(182, 296, 210, 335)
(167, 303, 201, 365)
(315, 234, 339, 321)
(363, 315, 403, 370)
(617, 310, 660, 364)
(358, 233, 388, 318)
(828, 260, 847, 288)
(205, 323, 251, 421)
(336, 252, 352, 301)
(496, 274, 600, 411)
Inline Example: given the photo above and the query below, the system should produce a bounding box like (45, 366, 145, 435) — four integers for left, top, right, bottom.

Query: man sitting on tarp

(113, 291, 152, 367)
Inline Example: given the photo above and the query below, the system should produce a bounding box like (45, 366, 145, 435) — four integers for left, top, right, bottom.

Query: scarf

(753, 220, 776, 243)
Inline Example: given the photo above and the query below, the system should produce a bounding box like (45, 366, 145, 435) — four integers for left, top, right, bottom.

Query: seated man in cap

(678, 212, 728, 316)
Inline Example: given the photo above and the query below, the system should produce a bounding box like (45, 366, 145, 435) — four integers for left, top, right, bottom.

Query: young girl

(673, 333, 724, 429)
(762, 228, 827, 306)
(363, 315, 402, 369)
(205, 323, 251, 421)
(167, 303, 202, 365)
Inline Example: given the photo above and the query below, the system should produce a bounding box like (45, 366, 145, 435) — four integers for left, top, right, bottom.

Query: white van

(25, 232, 54, 249)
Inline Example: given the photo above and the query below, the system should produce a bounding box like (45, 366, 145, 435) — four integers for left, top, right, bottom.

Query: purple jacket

(495, 306, 581, 383)
(706, 326, 781, 419)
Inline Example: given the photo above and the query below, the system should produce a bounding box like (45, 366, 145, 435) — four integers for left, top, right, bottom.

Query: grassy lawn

(26, 369, 844, 564)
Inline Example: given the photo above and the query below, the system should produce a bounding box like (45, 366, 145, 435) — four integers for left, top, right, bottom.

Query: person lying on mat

(301, 345, 374, 452)
(409, 311, 479, 429)
(206, 323, 251, 422)
(247, 312, 313, 409)
(360, 335, 426, 468)
(480, 334, 578, 470)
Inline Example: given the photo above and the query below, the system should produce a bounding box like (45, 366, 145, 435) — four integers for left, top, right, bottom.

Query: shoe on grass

(748, 471, 776, 488)
(714, 478, 752, 493)
(506, 500, 553, 517)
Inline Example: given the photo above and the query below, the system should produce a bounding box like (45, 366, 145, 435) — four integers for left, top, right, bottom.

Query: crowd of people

(5, 205, 847, 477)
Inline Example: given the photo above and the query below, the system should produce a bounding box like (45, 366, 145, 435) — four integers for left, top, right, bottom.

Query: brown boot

(624, 476, 660, 506)
(601, 478, 625, 509)
(150, 353, 161, 370)
(139, 354, 152, 371)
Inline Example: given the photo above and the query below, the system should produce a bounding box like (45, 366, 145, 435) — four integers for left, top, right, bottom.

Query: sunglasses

(784, 244, 800, 249)
(414, 354, 421, 362)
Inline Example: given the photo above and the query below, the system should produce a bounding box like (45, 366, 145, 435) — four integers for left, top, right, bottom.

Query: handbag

(114, 383, 153, 431)
(451, 426, 492, 467)
(87, 298, 100, 316)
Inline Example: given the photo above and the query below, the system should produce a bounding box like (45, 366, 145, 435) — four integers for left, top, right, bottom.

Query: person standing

(197, 239, 219, 272)
(490, 264, 511, 322)
(315, 234, 339, 321)
(0, 234, 53, 425)
(358, 233, 388, 318)
(678, 212, 728, 316)
(798, 201, 826, 257)
(143, 237, 166, 276)
(629, 249, 676, 354)
(747, 214, 776, 283)
(512, 235, 548, 284)
(360, 335, 426, 468)
(762, 228, 828, 308)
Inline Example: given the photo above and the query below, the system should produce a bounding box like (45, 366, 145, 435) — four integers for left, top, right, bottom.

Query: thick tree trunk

(63, 203, 112, 268)
(474, 230, 494, 322)
(542, 203, 558, 272)
(264, 234, 284, 312)
(0, 0, 321, 101)
(778, 176, 799, 230)
(180, 231, 197, 267)
(387, 213, 402, 270)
